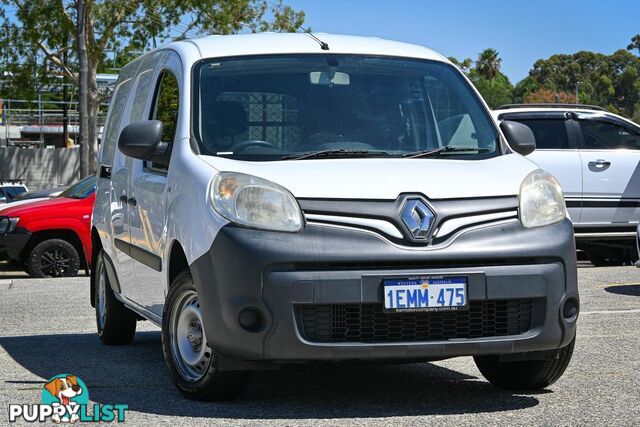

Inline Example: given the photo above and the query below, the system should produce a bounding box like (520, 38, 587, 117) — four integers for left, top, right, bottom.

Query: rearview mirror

(499, 120, 536, 156)
(118, 120, 169, 165)
(309, 71, 350, 86)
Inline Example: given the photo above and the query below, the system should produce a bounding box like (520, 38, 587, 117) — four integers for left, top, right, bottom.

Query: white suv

(493, 104, 640, 265)
(91, 33, 578, 401)
(0, 181, 28, 204)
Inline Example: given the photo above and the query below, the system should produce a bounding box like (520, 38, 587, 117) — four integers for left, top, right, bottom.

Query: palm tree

(476, 48, 502, 80)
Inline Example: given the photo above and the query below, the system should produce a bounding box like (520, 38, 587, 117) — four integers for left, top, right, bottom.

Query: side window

(511, 119, 569, 149)
(580, 120, 640, 150)
(146, 71, 179, 171)
(130, 68, 154, 123)
(101, 77, 134, 165)
(127, 52, 162, 125)
(152, 71, 180, 143)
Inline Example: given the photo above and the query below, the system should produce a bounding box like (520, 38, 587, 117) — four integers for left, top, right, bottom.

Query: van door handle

(127, 197, 137, 207)
(588, 159, 611, 171)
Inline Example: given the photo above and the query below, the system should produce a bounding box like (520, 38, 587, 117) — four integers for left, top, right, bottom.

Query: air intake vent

(297, 300, 535, 343)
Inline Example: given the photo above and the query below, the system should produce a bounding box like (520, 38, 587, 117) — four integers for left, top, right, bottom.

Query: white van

(91, 33, 579, 401)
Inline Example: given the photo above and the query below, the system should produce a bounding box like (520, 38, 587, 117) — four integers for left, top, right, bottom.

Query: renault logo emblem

(401, 199, 435, 240)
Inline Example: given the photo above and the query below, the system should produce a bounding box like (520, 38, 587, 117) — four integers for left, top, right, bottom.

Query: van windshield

(193, 55, 500, 161)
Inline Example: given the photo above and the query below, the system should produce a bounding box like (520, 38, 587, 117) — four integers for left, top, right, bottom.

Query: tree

(448, 56, 473, 75)
(524, 88, 574, 104)
(512, 76, 539, 103)
(523, 49, 640, 117)
(627, 34, 640, 55)
(448, 53, 513, 108)
(1, 1, 305, 176)
(476, 48, 502, 80)
(471, 71, 514, 109)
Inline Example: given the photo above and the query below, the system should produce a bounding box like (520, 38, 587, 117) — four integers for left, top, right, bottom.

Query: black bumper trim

(190, 218, 578, 362)
(0, 227, 31, 261)
(114, 237, 162, 272)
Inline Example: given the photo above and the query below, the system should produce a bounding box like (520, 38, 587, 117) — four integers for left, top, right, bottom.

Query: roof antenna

(287, 18, 329, 50)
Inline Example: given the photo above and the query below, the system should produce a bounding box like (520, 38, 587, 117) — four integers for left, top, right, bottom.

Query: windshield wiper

(281, 149, 390, 160)
(402, 146, 492, 158)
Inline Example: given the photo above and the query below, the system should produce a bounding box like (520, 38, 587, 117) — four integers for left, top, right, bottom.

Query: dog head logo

(44, 375, 83, 406)
(42, 374, 89, 423)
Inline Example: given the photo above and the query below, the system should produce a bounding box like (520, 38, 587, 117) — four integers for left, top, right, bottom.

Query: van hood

(199, 153, 538, 200)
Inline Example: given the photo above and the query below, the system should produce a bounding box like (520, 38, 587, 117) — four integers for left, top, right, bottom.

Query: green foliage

(628, 34, 640, 55)
(476, 48, 502, 80)
(448, 56, 473, 74)
(0, 0, 305, 100)
(155, 72, 180, 142)
(451, 34, 640, 120)
(471, 71, 514, 109)
(520, 49, 640, 117)
(450, 49, 514, 109)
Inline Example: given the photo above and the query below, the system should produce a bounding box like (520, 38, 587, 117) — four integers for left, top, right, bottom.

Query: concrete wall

(0, 147, 80, 189)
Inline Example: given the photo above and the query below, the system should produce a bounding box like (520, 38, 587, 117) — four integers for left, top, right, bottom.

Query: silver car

(493, 104, 640, 266)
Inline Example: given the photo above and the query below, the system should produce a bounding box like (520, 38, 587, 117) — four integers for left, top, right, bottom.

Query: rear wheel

(94, 250, 137, 345)
(27, 238, 80, 278)
(161, 270, 250, 401)
(474, 335, 575, 390)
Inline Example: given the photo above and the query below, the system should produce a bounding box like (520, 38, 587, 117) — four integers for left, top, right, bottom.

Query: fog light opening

(238, 307, 265, 332)
(562, 298, 579, 321)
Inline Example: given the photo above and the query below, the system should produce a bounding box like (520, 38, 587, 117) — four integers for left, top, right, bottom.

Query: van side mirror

(499, 120, 536, 156)
(118, 120, 169, 165)
(0, 195, 7, 204)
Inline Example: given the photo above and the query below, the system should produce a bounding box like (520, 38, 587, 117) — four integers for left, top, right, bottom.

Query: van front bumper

(190, 218, 578, 363)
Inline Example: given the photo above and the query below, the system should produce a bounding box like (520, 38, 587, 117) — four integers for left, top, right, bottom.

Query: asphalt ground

(0, 263, 639, 426)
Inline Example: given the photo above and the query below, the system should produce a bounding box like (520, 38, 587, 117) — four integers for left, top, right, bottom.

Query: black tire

(162, 269, 250, 401)
(474, 335, 576, 390)
(27, 238, 80, 278)
(94, 250, 137, 345)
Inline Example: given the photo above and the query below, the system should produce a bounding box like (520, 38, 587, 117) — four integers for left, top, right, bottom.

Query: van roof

(169, 32, 448, 63)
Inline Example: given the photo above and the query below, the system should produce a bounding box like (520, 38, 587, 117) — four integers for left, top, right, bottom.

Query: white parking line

(581, 309, 640, 315)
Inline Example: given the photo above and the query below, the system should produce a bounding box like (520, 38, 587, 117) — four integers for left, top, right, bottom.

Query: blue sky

(288, 0, 640, 83)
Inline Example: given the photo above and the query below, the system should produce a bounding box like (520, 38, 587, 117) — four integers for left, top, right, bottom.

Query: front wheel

(161, 270, 250, 401)
(474, 335, 575, 390)
(27, 238, 80, 278)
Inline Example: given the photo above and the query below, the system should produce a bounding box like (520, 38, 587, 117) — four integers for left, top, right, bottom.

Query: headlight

(519, 169, 566, 228)
(210, 172, 303, 232)
(0, 217, 19, 234)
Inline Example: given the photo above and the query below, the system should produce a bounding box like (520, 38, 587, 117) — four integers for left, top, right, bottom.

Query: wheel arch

(23, 228, 88, 272)
(167, 240, 189, 289)
(89, 227, 103, 307)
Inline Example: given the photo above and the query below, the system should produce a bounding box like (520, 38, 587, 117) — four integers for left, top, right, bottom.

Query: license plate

(383, 276, 468, 312)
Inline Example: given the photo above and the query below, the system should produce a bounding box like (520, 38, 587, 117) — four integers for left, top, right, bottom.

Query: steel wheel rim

(40, 247, 71, 277)
(170, 290, 212, 382)
(96, 262, 107, 330)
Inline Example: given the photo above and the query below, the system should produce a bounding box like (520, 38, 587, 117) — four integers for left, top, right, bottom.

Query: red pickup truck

(0, 175, 95, 277)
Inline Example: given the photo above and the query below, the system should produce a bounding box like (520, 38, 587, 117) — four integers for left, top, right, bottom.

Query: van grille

(297, 300, 534, 343)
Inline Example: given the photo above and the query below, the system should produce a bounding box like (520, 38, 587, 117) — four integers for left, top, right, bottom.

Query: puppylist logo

(7, 374, 127, 423)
